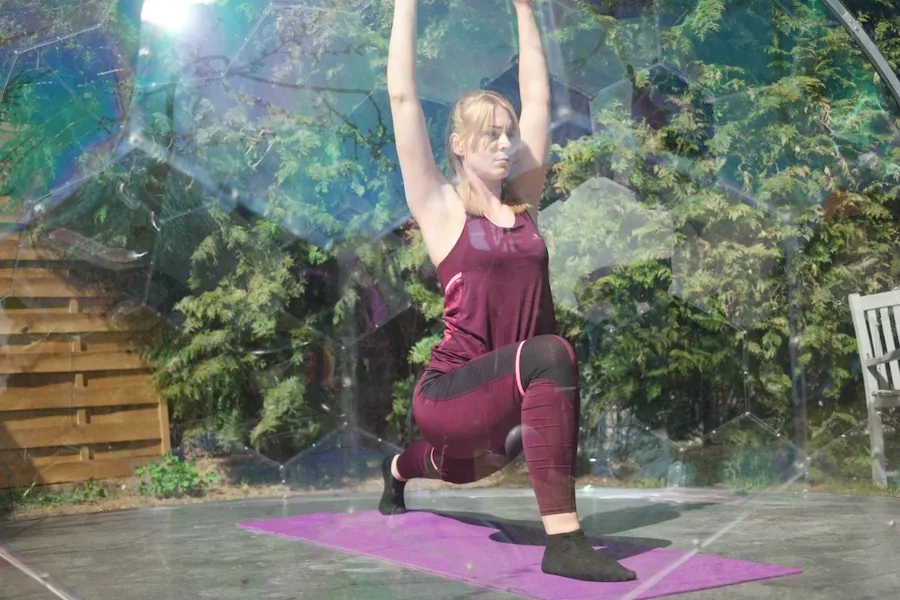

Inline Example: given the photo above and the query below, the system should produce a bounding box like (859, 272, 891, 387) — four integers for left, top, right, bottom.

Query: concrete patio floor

(1, 487, 898, 599)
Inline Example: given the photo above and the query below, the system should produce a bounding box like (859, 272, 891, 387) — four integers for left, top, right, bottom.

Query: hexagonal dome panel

(0, 0, 133, 225)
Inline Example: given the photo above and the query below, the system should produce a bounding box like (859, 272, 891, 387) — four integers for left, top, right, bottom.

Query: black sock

(542, 529, 637, 582)
(378, 455, 407, 515)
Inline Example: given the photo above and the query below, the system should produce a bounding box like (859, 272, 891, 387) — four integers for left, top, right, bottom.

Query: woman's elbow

(387, 87, 416, 104)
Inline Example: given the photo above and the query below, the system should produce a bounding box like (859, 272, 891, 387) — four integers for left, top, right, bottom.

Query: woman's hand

(510, 0, 535, 9)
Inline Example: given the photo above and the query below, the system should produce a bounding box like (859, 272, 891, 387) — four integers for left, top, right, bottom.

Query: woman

(379, 0, 637, 583)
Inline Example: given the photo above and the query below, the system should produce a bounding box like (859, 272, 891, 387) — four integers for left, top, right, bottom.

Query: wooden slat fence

(1, 220, 170, 489)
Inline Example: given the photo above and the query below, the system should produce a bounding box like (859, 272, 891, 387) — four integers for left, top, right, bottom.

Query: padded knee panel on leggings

(518, 334, 576, 392)
(515, 334, 580, 516)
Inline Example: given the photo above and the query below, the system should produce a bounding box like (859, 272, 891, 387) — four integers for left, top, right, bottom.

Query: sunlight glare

(141, 0, 215, 31)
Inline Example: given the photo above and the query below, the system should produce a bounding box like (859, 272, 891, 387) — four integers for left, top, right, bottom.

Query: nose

(498, 133, 512, 151)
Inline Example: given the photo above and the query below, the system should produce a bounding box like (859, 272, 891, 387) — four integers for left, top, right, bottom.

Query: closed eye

(487, 127, 516, 141)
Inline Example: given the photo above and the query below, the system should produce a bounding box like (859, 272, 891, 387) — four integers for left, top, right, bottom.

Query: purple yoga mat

(237, 510, 801, 599)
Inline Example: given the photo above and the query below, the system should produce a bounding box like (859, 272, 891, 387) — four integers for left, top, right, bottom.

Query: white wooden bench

(849, 290, 900, 486)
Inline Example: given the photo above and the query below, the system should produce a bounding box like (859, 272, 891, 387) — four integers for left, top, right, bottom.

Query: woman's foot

(378, 455, 407, 515)
(542, 529, 637, 582)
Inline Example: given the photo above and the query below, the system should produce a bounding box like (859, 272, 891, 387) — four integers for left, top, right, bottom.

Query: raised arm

(388, 0, 449, 223)
(508, 0, 551, 222)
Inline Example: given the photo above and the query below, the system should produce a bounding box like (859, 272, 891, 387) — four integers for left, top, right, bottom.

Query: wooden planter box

(1, 213, 171, 489)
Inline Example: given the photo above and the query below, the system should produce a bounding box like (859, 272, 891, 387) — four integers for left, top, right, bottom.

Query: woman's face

(457, 107, 516, 182)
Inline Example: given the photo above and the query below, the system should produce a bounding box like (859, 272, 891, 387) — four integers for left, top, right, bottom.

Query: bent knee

(519, 334, 577, 389)
(547, 335, 575, 366)
(528, 334, 575, 370)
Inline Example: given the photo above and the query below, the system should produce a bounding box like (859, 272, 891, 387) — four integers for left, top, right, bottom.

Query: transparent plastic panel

(806, 417, 876, 492)
(543, 176, 675, 319)
(580, 411, 677, 488)
(679, 414, 800, 493)
(0, 1, 133, 227)
(0, 1, 121, 84)
(2, 1, 900, 599)
(284, 426, 401, 489)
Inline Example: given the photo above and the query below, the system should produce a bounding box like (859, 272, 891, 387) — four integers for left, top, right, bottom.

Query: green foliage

(145, 213, 328, 454)
(541, 0, 900, 444)
(135, 454, 220, 499)
(385, 374, 418, 445)
(717, 429, 784, 489)
(71, 478, 110, 503)
(3, 0, 900, 487)
(0, 479, 111, 516)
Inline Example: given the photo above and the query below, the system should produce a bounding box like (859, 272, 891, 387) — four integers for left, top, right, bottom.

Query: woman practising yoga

(379, 0, 636, 583)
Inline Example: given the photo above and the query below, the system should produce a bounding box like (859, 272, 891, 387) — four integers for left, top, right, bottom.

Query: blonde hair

(447, 90, 532, 216)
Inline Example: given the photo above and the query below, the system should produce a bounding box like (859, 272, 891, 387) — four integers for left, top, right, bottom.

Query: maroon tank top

(427, 211, 558, 373)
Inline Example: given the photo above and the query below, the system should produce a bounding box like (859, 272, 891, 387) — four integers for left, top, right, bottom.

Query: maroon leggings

(395, 334, 580, 516)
